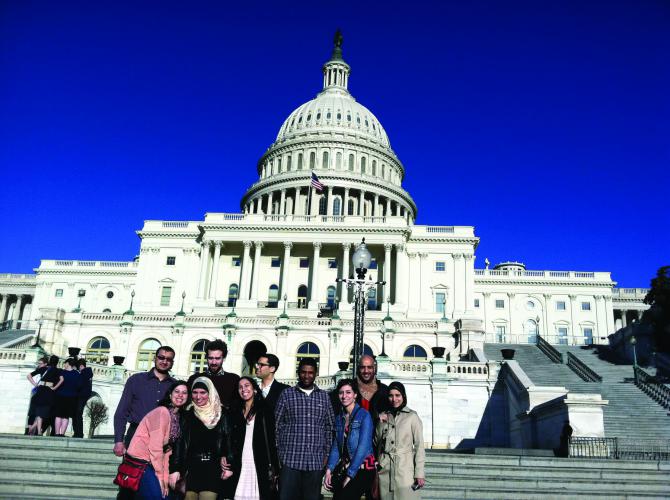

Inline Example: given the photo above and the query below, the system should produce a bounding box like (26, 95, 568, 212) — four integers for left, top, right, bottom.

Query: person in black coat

(225, 376, 280, 500)
(73, 358, 93, 438)
(255, 353, 288, 414)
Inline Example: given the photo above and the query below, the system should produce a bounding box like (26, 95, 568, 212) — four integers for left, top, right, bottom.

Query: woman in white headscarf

(170, 377, 233, 500)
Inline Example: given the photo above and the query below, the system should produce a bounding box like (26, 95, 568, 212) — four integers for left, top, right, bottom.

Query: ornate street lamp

(32, 316, 43, 349)
(336, 238, 385, 377)
(177, 291, 186, 316)
(630, 335, 638, 367)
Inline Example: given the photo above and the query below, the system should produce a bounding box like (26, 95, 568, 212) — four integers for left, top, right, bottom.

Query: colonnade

(243, 185, 412, 222)
(195, 239, 411, 310)
(0, 293, 31, 327)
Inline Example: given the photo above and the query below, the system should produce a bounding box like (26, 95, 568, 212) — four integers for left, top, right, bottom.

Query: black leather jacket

(170, 407, 233, 474)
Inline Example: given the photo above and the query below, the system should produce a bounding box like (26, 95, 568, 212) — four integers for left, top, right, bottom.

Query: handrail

(536, 334, 563, 363)
(570, 436, 670, 460)
(634, 365, 670, 410)
(566, 352, 602, 382)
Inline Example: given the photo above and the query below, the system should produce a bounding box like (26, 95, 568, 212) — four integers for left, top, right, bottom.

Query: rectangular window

(496, 325, 506, 342)
(495, 299, 505, 309)
(436, 292, 445, 313)
(583, 327, 593, 345)
(474, 298, 480, 308)
(160, 286, 172, 306)
(55, 289, 63, 297)
(556, 301, 566, 311)
(299, 258, 309, 268)
(166, 256, 176, 266)
(232, 257, 241, 267)
(271, 257, 281, 268)
(328, 258, 338, 269)
(557, 326, 568, 345)
(435, 261, 445, 272)
(581, 302, 591, 311)
(369, 258, 378, 269)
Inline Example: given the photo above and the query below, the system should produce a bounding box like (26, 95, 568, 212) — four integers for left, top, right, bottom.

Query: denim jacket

(327, 404, 374, 478)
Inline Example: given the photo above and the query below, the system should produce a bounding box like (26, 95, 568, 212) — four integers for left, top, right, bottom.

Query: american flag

(311, 172, 324, 192)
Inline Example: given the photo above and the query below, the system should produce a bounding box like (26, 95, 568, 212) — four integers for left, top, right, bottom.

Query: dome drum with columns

(240, 34, 417, 222)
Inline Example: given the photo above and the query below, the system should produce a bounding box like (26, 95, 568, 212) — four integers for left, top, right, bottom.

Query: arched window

(403, 344, 428, 360)
(309, 152, 316, 169)
(367, 289, 377, 310)
(327, 286, 337, 308)
(297, 342, 320, 371)
(268, 284, 279, 308)
(287, 155, 292, 171)
(333, 197, 341, 216)
(297, 153, 303, 170)
(297, 285, 308, 309)
(349, 344, 374, 364)
(87, 336, 110, 364)
(371, 160, 377, 176)
(322, 151, 329, 169)
(136, 338, 161, 370)
(336, 152, 342, 169)
(190, 339, 208, 374)
(361, 157, 366, 174)
(347, 199, 355, 215)
(348, 154, 354, 171)
(525, 319, 538, 344)
(277, 158, 282, 173)
(382, 164, 386, 178)
(228, 283, 239, 307)
(318, 196, 327, 215)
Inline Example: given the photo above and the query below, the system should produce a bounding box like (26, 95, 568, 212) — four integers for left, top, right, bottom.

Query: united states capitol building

(0, 36, 653, 447)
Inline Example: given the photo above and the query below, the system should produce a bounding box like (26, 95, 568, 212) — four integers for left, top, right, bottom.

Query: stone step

(0, 466, 113, 483)
(0, 455, 119, 473)
(0, 443, 121, 462)
(0, 433, 113, 451)
(422, 487, 667, 499)
(0, 481, 117, 500)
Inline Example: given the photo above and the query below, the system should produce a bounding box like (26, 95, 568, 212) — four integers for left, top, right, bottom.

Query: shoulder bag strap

(261, 412, 274, 473)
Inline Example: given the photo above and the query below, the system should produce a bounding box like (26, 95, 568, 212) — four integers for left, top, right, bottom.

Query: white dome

(276, 89, 391, 149)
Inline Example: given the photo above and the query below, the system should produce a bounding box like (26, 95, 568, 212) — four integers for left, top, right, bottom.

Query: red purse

(113, 454, 149, 491)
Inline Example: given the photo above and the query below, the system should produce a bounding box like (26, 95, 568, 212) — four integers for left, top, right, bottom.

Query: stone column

(543, 293, 551, 339)
(239, 241, 253, 300)
(295, 188, 302, 215)
(309, 242, 322, 309)
(452, 254, 465, 315)
(341, 243, 351, 305)
(464, 254, 474, 313)
(386, 198, 391, 216)
(394, 243, 409, 308)
(310, 187, 318, 216)
(507, 292, 516, 342)
(604, 296, 615, 335)
(208, 242, 223, 300)
(12, 295, 24, 322)
(0, 294, 8, 322)
(255, 198, 262, 214)
(569, 294, 578, 344)
(620, 309, 628, 328)
(326, 186, 333, 216)
(374, 194, 380, 216)
(407, 253, 419, 312)
(358, 190, 365, 216)
(343, 188, 350, 216)
(280, 242, 292, 298)
(197, 240, 211, 299)
(267, 191, 274, 215)
(482, 292, 492, 334)
(383, 243, 392, 304)
(418, 253, 429, 312)
(250, 241, 264, 301)
(279, 189, 286, 216)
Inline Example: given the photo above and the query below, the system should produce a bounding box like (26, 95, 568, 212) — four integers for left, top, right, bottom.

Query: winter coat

(375, 407, 426, 500)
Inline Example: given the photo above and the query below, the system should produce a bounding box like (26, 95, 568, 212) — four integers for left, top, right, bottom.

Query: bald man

(354, 355, 389, 423)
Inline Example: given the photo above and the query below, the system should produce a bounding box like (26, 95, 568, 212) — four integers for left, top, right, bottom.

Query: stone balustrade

(40, 260, 139, 269)
(475, 269, 611, 281)
(0, 274, 36, 281)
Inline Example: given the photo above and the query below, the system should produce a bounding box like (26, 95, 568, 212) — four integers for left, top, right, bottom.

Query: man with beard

(355, 355, 389, 423)
(113, 346, 176, 455)
(187, 339, 239, 409)
(275, 358, 334, 500)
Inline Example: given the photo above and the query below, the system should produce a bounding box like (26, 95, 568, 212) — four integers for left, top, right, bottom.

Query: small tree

(643, 266, 670, 352)
(86, 399, 109, 438)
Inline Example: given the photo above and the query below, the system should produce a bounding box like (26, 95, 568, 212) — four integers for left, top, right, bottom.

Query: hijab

(189, 376, 222, 429)
(387, 381, 407, 416)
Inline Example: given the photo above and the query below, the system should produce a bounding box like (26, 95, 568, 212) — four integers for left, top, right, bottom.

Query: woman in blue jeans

(324, 378, 376, 500)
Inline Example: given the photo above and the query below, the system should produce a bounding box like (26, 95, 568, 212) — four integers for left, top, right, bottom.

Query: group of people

(113, 340, 425, 500)
(25, 355, 93, 437)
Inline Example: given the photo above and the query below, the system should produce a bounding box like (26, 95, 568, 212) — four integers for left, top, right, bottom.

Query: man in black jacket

(72, 358, 93, 438)
(255, 353, 288, 413)
(187, 339, 239, 409)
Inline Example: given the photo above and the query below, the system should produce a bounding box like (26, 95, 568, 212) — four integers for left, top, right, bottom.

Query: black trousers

(279, 466, 323, 500)
(72, 396, 87, 438)
(334, 469, 375, 500)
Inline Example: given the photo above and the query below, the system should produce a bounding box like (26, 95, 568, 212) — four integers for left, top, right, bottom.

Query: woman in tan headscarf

(171, 377, 233, 500)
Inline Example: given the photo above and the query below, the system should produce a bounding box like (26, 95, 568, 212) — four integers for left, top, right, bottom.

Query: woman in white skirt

(225, 376, 280, 500)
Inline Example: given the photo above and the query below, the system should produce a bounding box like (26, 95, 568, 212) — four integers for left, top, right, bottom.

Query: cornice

(474, 277, 614, 288)
(200, 224, 411, 236)
(36, 269, 138, 277)
(136, 231, 201, 239)
(409, 237, 480, 245)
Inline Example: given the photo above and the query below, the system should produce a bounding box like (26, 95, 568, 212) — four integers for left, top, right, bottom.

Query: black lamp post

(336, 238, 385, 377)
(630, 335, 638, 367)
(32, 316, 43, 349)
(177, 291, 186, 316)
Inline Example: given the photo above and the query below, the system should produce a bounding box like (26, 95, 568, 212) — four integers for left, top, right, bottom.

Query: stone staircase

(0, 434, 668, 499)
(422, 450, 670, 499)
(0, 434, 119, 499)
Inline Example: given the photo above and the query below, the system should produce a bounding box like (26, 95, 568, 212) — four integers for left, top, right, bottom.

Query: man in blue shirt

(275, 357, 335, 500)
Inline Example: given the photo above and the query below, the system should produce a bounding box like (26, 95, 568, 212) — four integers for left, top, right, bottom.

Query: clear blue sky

(1, 1, 668, 287)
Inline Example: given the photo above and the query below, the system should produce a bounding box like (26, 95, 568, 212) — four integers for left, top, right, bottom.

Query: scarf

(189, 376, 222, 429)
(387, 381, 407, 416)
